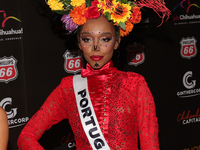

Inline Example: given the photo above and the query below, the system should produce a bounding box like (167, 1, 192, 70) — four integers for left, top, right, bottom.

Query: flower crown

(47, 0, 170, 37)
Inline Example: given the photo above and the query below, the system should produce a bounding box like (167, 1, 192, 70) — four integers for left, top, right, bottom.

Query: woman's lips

(90, 55, 104, 61)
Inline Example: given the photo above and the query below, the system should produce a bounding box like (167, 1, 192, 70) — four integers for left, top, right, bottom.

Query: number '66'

(0, 67, 13, 77)
(184, 46, 194, 54)
(68, 59, 81, 69)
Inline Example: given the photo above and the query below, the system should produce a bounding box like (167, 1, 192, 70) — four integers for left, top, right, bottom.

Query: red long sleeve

(137, 77, 159, 149)
(17, 61, 159, 150)
(17, 77, 70, 149)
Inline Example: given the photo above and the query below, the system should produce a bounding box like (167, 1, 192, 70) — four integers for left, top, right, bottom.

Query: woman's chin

(89, 62, 103, 69)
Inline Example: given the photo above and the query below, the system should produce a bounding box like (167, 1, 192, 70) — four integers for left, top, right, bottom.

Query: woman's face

(78, 16, 120, 69)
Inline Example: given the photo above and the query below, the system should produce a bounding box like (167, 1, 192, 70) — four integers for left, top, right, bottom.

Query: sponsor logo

(0, 97, 29, 128)
(180, 37, 197, 59)
(177, 71, 200, 98)
(183, 145, 200, 150)
(127, 43, 145, 66)
(0, 10, 23, 41)
(61, 132, 76, 148)
(183, 71, 196, 89)
(63, 50, 83, 73)
(0, 28, 23, 36)
(177, 108, 200, 125)
(173, 0, 200, 25)
(0, 10, 21, 28)
(0, 56, 18, 83)
(173, 0, 200, 13)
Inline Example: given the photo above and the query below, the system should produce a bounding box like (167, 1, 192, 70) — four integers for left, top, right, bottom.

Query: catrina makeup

(80, 30, 114, 48)
(78, 16, 120, 69)
(94, 62, 100, 67)
(94, 45, 97, 51)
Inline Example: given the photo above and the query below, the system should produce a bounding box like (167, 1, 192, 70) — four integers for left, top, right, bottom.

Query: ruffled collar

(81, 61, 117, 77)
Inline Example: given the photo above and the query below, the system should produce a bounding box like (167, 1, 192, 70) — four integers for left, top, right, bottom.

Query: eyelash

(81, 37, 112, 43)
(101, 38, 111, 42)
(82, 38, 91, 43)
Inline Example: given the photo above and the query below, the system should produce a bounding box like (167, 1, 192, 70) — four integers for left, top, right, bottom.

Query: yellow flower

(71, 0, 85, 7)
(47, 0, 64, 10)
(111, 2, 131, 24)
(97, 0, 106, 11)
(97, 0, 116, 14)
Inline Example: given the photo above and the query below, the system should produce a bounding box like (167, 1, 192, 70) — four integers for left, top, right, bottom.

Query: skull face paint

(78, 16, 120, 69)
(80, 30, 114, 48)
(94, 62, 100, 67)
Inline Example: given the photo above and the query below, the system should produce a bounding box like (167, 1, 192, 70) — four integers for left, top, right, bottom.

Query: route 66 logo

(180, 37, 197, 59)
(0, 56, 18, 83)
(127, 43, 145, 66)
(63, 50, 83, 73)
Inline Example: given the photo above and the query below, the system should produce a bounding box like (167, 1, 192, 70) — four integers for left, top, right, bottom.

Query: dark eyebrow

(81, 31, 113, 36)
(101, 32, 112, 36)
(81, 32, 91, 35)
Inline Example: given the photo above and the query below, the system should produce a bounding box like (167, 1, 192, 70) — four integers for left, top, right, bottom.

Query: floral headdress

(47, 0, 170, 37)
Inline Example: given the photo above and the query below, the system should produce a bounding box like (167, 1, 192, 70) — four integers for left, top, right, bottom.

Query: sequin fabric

(17, 61, 159, 150)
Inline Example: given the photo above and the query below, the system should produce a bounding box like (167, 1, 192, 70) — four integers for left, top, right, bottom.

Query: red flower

(85, 6, 100, 19)
(91, 0, 99, 6)
(130, 7, 141, 24)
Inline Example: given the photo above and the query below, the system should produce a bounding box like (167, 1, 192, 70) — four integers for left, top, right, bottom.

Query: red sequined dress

(17, 61, 159, 150)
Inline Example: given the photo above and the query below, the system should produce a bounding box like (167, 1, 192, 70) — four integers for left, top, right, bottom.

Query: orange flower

(119, 20, 134, 37)
(130, 7, 141, 24)
(70, 4, 88, 25)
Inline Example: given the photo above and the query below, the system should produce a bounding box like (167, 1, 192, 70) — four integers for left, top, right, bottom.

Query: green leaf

(62, 0, 71, 5)
(128, 1, 132, 5)
(118, 22, 126, 30)
(120, 0, 128, 3)
(104, 12, 111, 21)
(130, 3, 136, 7)
(55, 10, 69, 15)
(86, 0, 93, 7)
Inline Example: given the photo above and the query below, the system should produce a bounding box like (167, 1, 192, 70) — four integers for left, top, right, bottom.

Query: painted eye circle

(102, 38, 111, 42)
(82, 38, 91, 43)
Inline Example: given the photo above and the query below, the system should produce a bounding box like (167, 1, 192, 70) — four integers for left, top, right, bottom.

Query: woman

(18, 0, 170, 149)
(0, 107, 9, 150)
